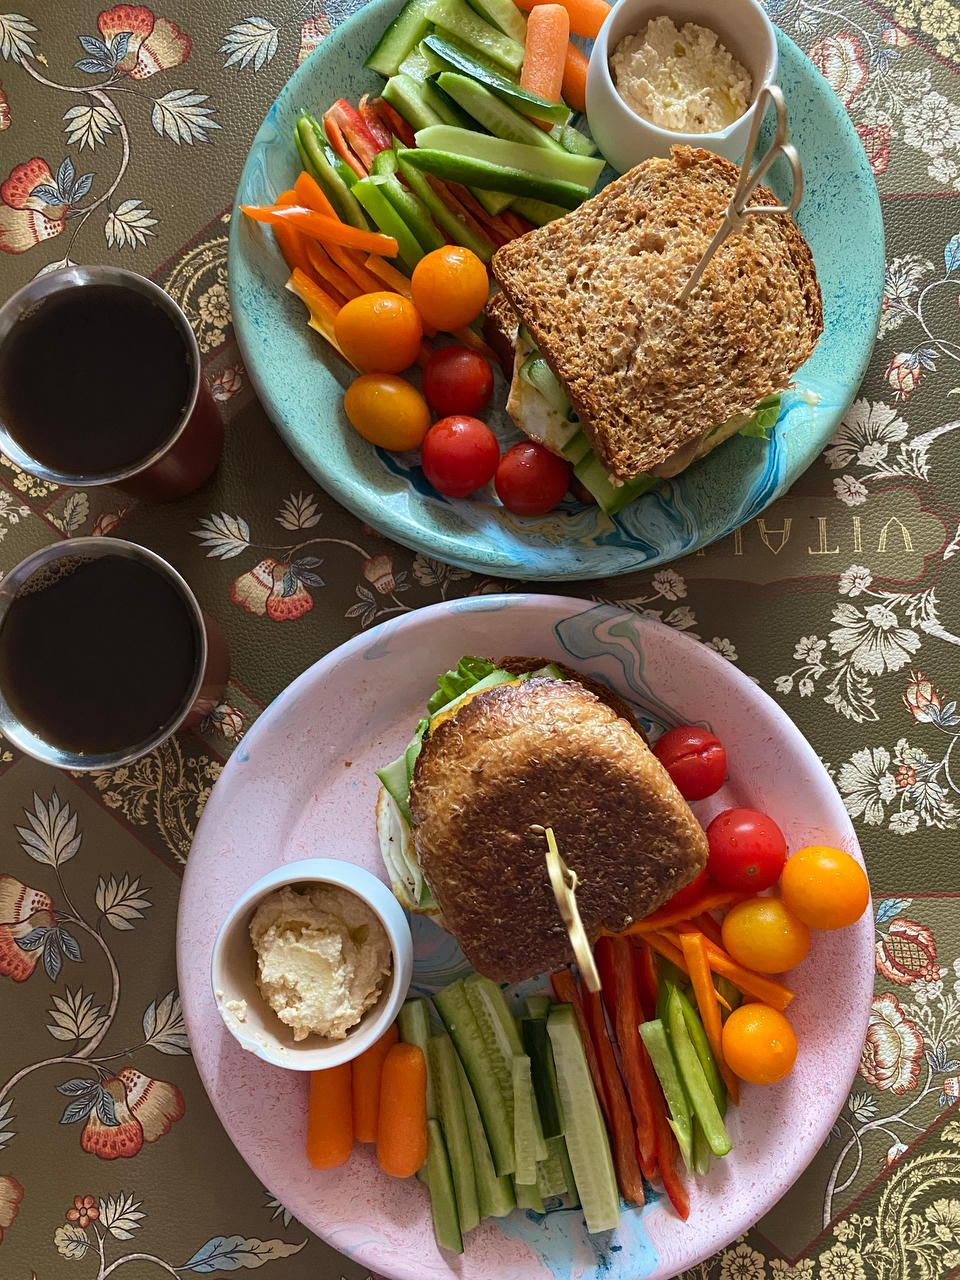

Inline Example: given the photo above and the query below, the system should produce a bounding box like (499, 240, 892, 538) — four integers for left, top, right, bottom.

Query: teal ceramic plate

(228, 2, 883, 581)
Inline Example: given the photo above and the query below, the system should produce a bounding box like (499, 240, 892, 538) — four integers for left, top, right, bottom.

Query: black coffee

(0, 553, 201, 755)
(0, 283, 192, 477)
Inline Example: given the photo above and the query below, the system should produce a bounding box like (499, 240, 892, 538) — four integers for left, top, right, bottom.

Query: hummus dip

(249, 884, 391, 1041)
(611, 16, 752, 133)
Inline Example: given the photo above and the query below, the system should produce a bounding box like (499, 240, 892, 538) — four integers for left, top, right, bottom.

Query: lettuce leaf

(737, 394, 782, 440)
(427, 656, 500, 715)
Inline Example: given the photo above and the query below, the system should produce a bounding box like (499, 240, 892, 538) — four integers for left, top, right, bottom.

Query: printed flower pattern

(79, 1070, 185, 1160)
(0, 1175, 23, 1245)
(0, 874, 55, 981)
(859, 993, 925, 1094)
(231, 557, 315, 621)
(97, 5, 192, 80)
(0, 157, 65, 254)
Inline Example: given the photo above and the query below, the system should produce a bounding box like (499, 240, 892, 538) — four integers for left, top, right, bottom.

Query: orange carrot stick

(513, 0, 610, 39)
(660, 929, 796, 1011)
(376, 1042, 428, 1178)
(307, 1063, 353, 1169)
(521, 5, 570, 120)
(352, 1023, 399, 1142)
(679, 933, 740, 1105)
(241, 204, 398, 256)
(561, 41, 589, 113)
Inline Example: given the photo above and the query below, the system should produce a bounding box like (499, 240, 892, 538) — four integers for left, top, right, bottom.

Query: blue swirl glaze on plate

(229, 1, 882, 581)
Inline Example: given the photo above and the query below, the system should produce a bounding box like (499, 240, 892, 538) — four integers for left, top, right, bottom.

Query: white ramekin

(210, 858, 413, 1071)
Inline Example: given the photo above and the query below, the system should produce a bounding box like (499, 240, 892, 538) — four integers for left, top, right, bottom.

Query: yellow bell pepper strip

(241, 203, 399, 257)
(679, 932, 740, 1106)
(285, 269, 352, 366)
(660, 928, 795, 1012)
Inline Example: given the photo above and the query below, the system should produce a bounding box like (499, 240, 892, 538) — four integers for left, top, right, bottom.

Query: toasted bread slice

(482, 292, 519, 379)
(408, 677, 707, 981)
(491, 145, 823, 480)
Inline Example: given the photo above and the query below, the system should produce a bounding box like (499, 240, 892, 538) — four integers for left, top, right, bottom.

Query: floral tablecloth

(1, 0, 959, 1276)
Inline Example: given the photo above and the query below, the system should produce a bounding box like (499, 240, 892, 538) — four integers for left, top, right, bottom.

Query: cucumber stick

(639, 1018, 694, 1172)
(398, 156, 495, 261)
(424, 0, 524, 72)
(437, 73, 565, 153)
(422, 34, 571, 124)
(512, 1055, 539, 1186)
(366, 0, 433, 76)
(668, 989, 732, 1158)
(693, 1118, 712, 1178)
(429, 1034, 480, 1234)
(511, 196, 568, 226)
(426, 1119, 463, 1254)
(536, 1135, 569, 1198)
(514, 1181, 545, 1212)
(465, 0, 526, 44)
(521, 1016, 564, 1139)
(399, 149, 587, 209)
(434, 980, 515, 1176)
(455, 1056, 515, 1219)
(414, 126, 603, 189)
(674, 986, 726, 1112)
(383, 73, 445, 130)
(464, 974, 523, 1056)
(547, 1004, 620, 1233)
(525, 995, 551, 1020)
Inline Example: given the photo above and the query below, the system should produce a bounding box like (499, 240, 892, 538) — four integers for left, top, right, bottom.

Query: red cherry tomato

(706, 808, 788, 893)
(653, 725, 727, 800)
(663, 867, 708, 912)
(421, 415, 500, 498)
(421, 346, 494, 417)
(494, 442, 570, 516)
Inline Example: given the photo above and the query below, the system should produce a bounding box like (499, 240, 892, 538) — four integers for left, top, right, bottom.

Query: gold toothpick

(543, 826, 601, 992)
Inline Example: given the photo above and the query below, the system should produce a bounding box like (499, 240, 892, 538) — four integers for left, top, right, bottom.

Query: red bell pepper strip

(650, 1093, 690, 1220)
(240, 204, 399, 256)
(359, 94, 394, 151)
(609, 935, 657, 1176)
(424, 176, 497, 251)
(593, 935, 618, 1033)
(501, 209, 536, 237)
(372, 97, 417, 149)
(690, 911, 724, 948)
(323, 115, 367, 179)
(582, 987, 646, 1206)
(325, 99, 383, 171)
(550, 968, 610, 1125)
(625, 889, 745, 934)
(444, 181, 514, 244)
(633, 940, 659, 1024)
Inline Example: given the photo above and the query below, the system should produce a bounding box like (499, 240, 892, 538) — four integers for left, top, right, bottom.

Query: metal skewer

(676, 84, 803, 307)
(542, 826, 601, 992)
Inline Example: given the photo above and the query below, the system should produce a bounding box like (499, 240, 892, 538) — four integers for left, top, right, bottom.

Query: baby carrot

(514, 0, 610, 39)
(352, 1022, 399, 1143)
(561, 41, 589, 113)
(307, 1063, 353, 1169)
(376, 1042, 428, 1178)
(521, 5, 570, 124)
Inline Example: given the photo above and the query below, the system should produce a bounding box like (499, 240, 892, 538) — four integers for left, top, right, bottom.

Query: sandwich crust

(408, 677, 707, 981)
(491, 145, 823, 480)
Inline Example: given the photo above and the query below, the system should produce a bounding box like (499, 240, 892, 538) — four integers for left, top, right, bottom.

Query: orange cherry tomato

(721, 1003, 797, 1085)
(780, 845, 870, 931)
(333, 292, 423, 373)
(411, 247, 489, 331)
(343, 374, 430, 451)
(720, 897, 811, 974)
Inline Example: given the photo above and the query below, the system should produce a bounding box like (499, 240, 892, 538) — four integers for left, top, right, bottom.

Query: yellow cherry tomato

(411, 246, 489, 331)
(720, 897, 811, 974)
(781, 845, 870, 930)
(722, 1003, 797, 1085)
(343, 374, 430, 451)
(333, 292, 423, 373)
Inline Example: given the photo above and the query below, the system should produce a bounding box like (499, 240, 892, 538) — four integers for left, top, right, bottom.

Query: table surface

(1, 1, 958, 1277)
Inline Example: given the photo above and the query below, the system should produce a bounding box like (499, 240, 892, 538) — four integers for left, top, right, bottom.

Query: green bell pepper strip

(667, 989, 732, 1158)
(638, 1019, 693, 1172)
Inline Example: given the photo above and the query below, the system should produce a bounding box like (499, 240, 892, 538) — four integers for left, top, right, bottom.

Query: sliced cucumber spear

(426, 1119, 463, 1254)
(429, 1033, 480, 1234)
(455, 1054, 516, 1219)
(422, 33, 571, 124)
(667, 988, 732, 1158)
(399, 149, 588, 209)
(413, 126, 604, 189)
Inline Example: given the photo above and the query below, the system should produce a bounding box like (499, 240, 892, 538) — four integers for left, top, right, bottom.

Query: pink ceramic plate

(178, 595, 873, 1280)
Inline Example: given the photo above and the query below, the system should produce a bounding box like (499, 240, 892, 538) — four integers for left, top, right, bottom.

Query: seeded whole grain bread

(408, 677, 707, 981)
(491, 145, 823, 481)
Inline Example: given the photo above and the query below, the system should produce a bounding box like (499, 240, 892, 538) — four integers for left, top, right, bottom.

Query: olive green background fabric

(0, 0, 959, 1276)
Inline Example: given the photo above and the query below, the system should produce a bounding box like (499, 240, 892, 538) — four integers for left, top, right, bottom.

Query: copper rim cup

(0, 265, 223, 501)
(0, 537, 229, 770)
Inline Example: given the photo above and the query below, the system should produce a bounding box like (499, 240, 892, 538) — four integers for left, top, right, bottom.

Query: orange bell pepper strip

(623, 889, 746, 935)
(285, 269, 352, 365)
(294, 169, 338, 219)
(267, 187, 318, 280)
(679, 932, 740, 1106)
(241, 203, 398, 256)
(659, 928, 795, 1011)
(305, 240, 361, 302)
(688, 912, 724, 948)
